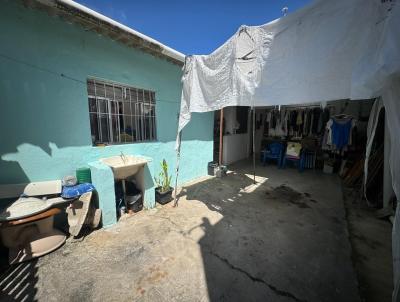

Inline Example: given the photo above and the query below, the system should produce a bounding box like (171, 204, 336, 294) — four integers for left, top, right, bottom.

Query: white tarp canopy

(176, 0, 400, 299)
(178, 0, 398, 133)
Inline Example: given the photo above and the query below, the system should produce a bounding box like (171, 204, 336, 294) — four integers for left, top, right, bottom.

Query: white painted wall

(221, 107, 266, 165)
(223, 107, 237, 135)
(222, 133, 250, 165)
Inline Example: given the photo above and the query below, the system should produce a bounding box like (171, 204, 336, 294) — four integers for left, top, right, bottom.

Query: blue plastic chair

(262, 142, 284, 167)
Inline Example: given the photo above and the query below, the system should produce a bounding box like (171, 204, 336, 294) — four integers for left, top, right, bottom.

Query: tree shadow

(0, 253, 39, 301)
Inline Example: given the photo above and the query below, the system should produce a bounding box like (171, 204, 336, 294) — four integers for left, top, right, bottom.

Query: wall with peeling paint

(0, 1, 213, 226)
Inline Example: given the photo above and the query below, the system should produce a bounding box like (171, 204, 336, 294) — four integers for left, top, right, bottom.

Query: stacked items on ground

(0, 168, 100, 264)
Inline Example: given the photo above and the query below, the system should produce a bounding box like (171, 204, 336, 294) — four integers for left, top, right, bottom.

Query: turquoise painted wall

(0, 2, 213, 225)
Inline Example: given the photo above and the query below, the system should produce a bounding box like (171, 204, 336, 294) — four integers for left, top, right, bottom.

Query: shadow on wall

(0, 136, 213, 186)
(0, 98, 214, 184)
(1, 142, 96, 184)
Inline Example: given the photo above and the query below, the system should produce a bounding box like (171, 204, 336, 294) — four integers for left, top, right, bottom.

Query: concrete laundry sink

(100, 155, 148, 179)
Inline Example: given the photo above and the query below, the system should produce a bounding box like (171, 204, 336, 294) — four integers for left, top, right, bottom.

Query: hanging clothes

(323, 115, 357, 151)
(331, 119, 353, 149)
(265, 106, 328, 138)
(296, 109, 303, 126)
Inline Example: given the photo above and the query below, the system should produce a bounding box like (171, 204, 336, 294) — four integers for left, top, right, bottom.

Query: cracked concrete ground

(0, 161, 360, 302)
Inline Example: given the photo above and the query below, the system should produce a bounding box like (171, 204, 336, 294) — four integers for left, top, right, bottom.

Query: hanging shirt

(331, 118, 353, 150)
(296, 109, 303, 125)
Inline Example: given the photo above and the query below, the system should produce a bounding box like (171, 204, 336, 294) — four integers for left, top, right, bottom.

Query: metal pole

(174, 132, 182, 207)
(252, 106, 256, 184)
(219, 108, 224, 166)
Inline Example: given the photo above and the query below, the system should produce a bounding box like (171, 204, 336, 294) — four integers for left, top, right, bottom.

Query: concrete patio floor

(0, 161, 361, 302)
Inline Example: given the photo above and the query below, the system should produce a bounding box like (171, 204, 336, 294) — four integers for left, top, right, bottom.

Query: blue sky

(75, 0, 313, 55)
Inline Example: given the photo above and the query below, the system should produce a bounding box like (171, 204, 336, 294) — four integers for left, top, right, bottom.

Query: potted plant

(154, 159, 173, 204)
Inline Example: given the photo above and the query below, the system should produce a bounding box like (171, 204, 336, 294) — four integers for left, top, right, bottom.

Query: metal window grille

(87, 79, 156, 145)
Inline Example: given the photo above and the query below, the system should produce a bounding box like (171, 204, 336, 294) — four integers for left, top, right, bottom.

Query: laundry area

(214, 100, 375, 169)
(1, 0, 400, 301)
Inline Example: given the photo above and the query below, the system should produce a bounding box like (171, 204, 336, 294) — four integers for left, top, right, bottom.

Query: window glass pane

(99, 114, 110, 142)
(88, 98, 97, 113)
(89, 113, 99, 143)
(151, 110, 156, 140)
(87, 81, 95, 96)
(130, 88, 138, 103)
(144, 104, 151, 116)
(95, 83, 105, 98)
(98, 99, 108, 114)
(144, 117, 151, 140)
(137, 103, 143, 116)
(137, 113, 143, 141)
(118, 114, 124, 139)
(111, 115, 120, 142)
(150, 104, 156, 117)
(110, 101, 118, 115)
(105, 84, 114, 99)
(121, 102, 131, 115)
(125, 88, 130, 102)
(138, 90, 144, 103)
(114, 86, 123, 101)
(144, 91, 150, 104)
(121, 115, 133, 143)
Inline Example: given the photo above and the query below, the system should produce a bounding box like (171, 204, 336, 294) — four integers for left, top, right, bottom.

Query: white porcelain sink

(101, 155, 148, 179)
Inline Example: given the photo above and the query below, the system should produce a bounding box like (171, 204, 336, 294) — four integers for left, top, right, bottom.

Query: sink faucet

(120, 151, 127, 164)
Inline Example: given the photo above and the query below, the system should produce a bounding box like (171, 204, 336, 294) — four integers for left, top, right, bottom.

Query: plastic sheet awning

(177, 0, 399, 135)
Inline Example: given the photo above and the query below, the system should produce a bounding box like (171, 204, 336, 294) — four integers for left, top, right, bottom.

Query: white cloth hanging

(177, 0, 398, 141)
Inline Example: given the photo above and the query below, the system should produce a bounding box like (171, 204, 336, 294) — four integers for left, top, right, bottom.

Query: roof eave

(23, 0, 185, 66)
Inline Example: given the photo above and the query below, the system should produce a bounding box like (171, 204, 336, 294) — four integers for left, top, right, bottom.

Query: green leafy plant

(154, 159, 172, 193)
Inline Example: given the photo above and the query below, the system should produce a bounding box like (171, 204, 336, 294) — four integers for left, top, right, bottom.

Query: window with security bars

(87, 79, 156, 145)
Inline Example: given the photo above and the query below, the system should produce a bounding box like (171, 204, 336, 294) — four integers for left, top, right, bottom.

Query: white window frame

(87, 78, 156, 145)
